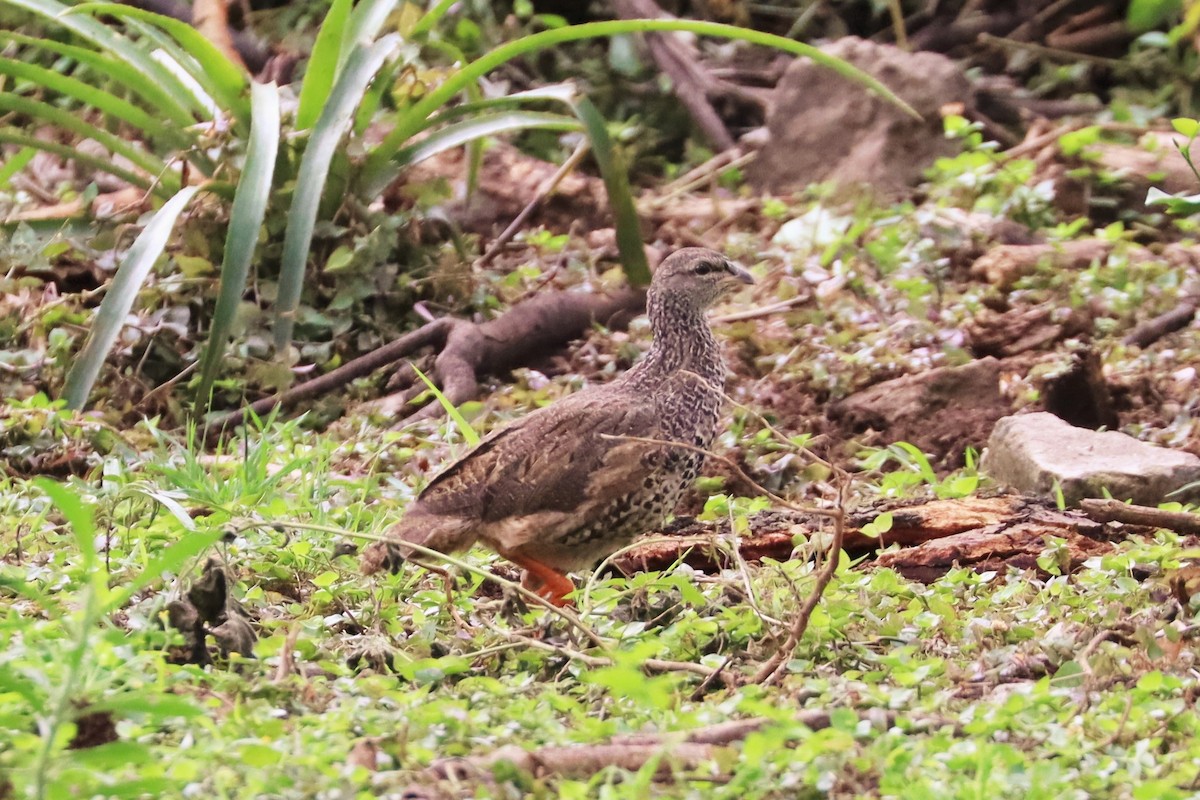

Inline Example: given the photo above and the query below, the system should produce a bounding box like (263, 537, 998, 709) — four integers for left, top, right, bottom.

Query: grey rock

(747, 37, 970, 195)
(981, 412, 1200, 505)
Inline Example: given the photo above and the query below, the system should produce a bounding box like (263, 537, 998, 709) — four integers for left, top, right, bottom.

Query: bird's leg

(499, 551, 576, 607)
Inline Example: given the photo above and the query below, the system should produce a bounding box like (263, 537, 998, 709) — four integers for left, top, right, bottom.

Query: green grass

(2, 404, 1199, 799)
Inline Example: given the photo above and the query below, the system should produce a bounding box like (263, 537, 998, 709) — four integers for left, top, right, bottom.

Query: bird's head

(649, 247, 754, 310)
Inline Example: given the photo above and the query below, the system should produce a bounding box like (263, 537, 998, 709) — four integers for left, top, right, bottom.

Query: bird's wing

(414, 387, 664, 522)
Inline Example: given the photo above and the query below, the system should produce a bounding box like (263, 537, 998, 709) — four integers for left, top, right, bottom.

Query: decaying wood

(1081, 498, 1200, 536)
(966, 303, 1092, 357)
(616, 495, 1120, 586)
(1124, 299, 1198, 348)
(204, 287, 645, 437)
(970, 239, 1114, 289)
(971, 239, 1200, 291)
(875, 520, 1112, 584)
(396, 709, 952, 793)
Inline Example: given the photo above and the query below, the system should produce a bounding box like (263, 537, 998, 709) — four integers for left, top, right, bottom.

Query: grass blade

(343, 0, 401, 52)
(0, 56, 192, 150)
(0, 31, 197, 127)
(391, 111, 581, 167)
(574, 97, 650, 286)
(273, 34, 400, 351)
(70, 3, 250, 123)
(411, 363, 480, 446)
(295, 0, 353, 130)
(0, 146, 35, 189)
(63, 186, 202, 410)
(196, 82, 281, 409)
(0, 94, 172, 188)
(0, 127, 159, 194)
(3, 0, 203, 122)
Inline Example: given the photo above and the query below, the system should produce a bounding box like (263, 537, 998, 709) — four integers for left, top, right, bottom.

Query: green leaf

(104, 529, 223, 612)
(411, 363, 481, 446)
(0, 128, 158, 195)
(295, 0, 353, 130)
(574, 97, 650, 286)
(342, 0, 401, 57)
(0, 146, 35, 189)
(1127, 0, 1182, 32)
(69, 4, 250, 123)
(197, 81, 281, 408)
(1172, 117, 1199, 138)
(391, 110, 581, 167)
(360, 18, 918, 192)
(2, 0, 201, 123)
(0, 29, 197, 127)
(62, 185, 202, 410)
(0, 94, 172, 188)
(35, 478, 96, 570)
(0, 56, 191, 151)
(1146, 186, 1200, 215)
(274, 34, 400, 351)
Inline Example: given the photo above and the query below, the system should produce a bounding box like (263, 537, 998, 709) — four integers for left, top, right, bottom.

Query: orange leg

(500, 550, 576, 607)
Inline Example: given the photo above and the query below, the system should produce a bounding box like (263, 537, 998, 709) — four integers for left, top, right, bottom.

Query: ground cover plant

(3, 0, 1200, 798)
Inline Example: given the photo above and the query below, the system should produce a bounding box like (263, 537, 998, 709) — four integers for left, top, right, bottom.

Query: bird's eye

(694, 261, 719, 275)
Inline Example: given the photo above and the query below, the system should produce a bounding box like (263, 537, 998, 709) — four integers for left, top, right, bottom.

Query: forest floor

(5, 11, 1200, 798)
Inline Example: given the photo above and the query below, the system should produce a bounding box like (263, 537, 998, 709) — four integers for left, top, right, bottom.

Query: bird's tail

(359, 512, 476, 575)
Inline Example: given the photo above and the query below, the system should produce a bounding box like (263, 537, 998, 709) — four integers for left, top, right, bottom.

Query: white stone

(981, 412, 1200, 505)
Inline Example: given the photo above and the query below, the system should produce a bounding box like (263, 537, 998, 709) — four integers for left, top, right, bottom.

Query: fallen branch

(408, 709, 953, 787)
(1080, 498, 1200, 536)
(1123, 298, 1198, 349)
(204, 286, 646, 437)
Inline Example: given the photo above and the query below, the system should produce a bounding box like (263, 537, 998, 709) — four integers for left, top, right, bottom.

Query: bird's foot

(359, 540, 408, 576)
(499, 550, 577, 608)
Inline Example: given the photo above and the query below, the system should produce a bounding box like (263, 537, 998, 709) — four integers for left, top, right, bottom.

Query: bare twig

(477, 140, 591, 268)
(748, 476, 848, 686)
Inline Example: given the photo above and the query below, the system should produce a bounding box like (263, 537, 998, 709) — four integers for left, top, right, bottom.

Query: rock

(746, 37, 969, 195)
(981, 412, 1200, 505)
(828, 358, 1010, 468)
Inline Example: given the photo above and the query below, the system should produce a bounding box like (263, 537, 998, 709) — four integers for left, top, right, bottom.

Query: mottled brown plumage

(362, 248, 753, 605)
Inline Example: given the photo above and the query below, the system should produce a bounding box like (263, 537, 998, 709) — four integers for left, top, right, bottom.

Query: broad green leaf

(0, 146, 35, 189)
(35, 479, 96, 569)
(296, 0, 354, 130)
(197, 81, 281, 408)
(575, 97, 650, 286)
(1147, 186, 1200, 215)
(63, 185, 202, 410)
(1172, 117, 1199, 138)
(274, 34, 400, 351)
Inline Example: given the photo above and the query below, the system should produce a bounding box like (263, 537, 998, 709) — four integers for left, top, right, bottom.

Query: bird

(361, 247, 754, 606)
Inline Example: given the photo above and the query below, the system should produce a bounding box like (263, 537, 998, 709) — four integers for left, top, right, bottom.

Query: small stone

(981, 412, 1200, 505)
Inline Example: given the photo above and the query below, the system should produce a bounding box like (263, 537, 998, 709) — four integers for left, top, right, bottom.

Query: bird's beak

(728, 262, 755, 285)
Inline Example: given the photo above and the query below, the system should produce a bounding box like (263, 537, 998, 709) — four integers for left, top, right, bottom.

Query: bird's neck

(628, 291, 725, 387)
